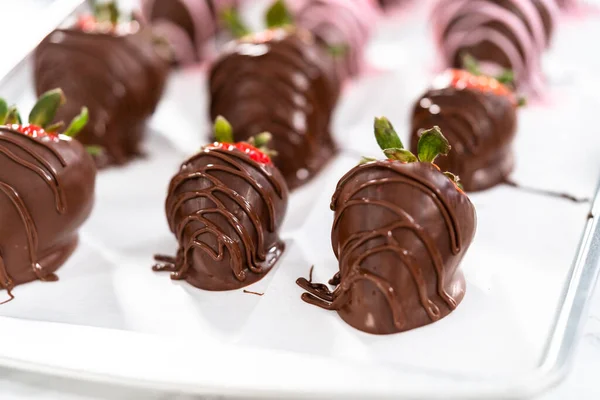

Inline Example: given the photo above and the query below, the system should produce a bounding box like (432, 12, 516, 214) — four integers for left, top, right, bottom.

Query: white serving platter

(1, 0, 600, 398)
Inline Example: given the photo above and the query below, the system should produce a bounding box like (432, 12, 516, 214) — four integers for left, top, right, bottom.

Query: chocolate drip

(298, 161, 476, 334)
(34, 26, 168, 167)
(411, 84, 517, 192)
(0, 127, 96, 298)
(433, 0, 559, 93)
(502, 178, 590, 203)
(209, 28, 340, 190)
(154, 147, 288, 291)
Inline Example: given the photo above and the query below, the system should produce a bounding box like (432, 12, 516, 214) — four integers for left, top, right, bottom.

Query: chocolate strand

(503, 179, 590, 203)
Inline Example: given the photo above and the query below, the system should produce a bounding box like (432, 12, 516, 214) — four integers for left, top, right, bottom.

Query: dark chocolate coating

(34, 26, 168, 167)
(154, 147, 288, 291)
(0, 127, 96, 298)
(298, 161, 476, 334)
(410, 85, 517, 192)
(209, 28, 340, 190)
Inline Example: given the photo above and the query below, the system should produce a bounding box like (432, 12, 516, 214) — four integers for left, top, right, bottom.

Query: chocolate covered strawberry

(297, 118, 476, 334)
(153, 117, 288, 291)
(209, 1, 341, 190)
(35, 0, 168, 168)
(412, 64, 519, 192)
(0, 89, 97, 302)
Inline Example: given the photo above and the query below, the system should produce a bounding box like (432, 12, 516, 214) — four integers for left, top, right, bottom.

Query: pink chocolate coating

(432, 0, 559, 95)
(288, 0, 380, 81)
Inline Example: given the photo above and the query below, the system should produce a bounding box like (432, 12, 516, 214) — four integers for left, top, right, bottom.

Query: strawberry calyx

(361, 116, 463, 191)
(439, 54, 526, 107)
(0, 88, 89, 141)
(75, 1, 137, 34)
(206, 116, 275, 165)
(266, 0, 294, 29)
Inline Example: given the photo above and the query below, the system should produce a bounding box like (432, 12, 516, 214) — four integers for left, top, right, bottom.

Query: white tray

(1, 0, 600, 398)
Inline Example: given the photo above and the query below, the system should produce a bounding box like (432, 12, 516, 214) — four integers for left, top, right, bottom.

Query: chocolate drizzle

(209, 28, 340, 190)
(433, 0, 559, 93)
(297, 161, 476, 334)
(410, 82, 517, 192)
(34, 26, 168, 167)
(154, 147, 288, 291)
(0, 127, 96, 299)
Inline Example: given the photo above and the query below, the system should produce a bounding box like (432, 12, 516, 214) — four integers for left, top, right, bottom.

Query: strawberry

(0, 89, 89, 143)
(433, 54, 525, 106)
(9, 125, 58, 140)
(434, 69, 516, 102)
(363, 116, 463, 191)
(75, 1, 122, 33)
(207, 116, 275, 165)
(76, 15, 98, 31)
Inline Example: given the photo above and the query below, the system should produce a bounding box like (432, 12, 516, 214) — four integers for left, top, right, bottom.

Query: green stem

(214, 116, 234, 143)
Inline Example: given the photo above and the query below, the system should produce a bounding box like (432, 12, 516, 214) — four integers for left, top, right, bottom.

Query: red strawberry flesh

(208, 142, 272, 165)
(433, 69, 516, 104)
(8, 124, 59, 141)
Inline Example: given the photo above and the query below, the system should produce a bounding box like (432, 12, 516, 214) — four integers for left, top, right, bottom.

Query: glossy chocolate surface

(0, 127, 96, 299)
(34, 26, 168, 167)
(298, 161, 476, 334)
(154, 147, 288, 291)
(209, 28, 340, 190)
(410, 84, 517, 192)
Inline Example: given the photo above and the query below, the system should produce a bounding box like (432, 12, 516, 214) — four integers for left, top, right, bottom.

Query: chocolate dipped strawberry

(0, 89, 97, 302)
(410, 67, 518, 192)
(297, 118, 476, 334)
(209, 10, 340, 190)
(153, 117, 288, 291)
(34, 1, 169, 168)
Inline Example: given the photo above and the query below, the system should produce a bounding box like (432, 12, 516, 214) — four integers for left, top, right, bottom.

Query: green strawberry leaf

(328, 44, 349, 58)
(495, 69, 515, 86)
(462, 53, 481, 76)
(94, 0, 120, 25)
(46, 121, 65, 133)
(6, 106, 22, 125)
(266, 0, 293, 28)
(0, 98, 7, 125)
(214, 116, 234, 143)
(374, 116, 404, 151)
(384, 148, 418, 163)
(63, 107, 89, 137)
(29, 88, 66, 128)
(359, 156, 377, 165)
(85, 145, 104, 156)
(221, 8, 251, 38)
(417, 126, 451, 163)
